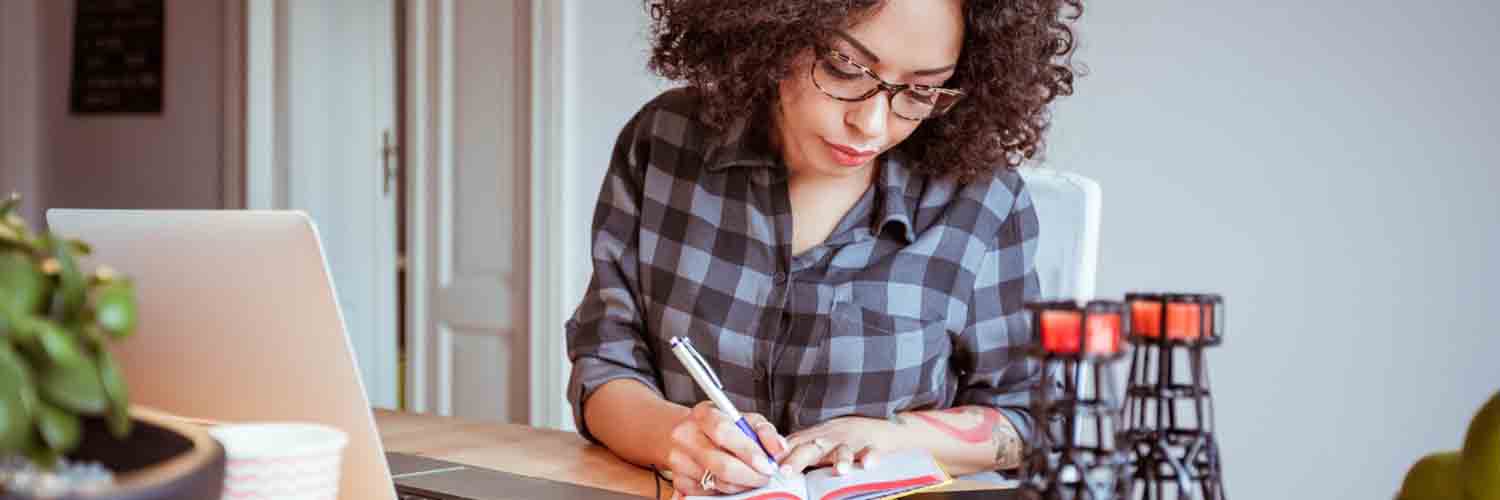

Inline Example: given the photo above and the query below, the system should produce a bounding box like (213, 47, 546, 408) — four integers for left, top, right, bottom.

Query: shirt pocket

(809, 282, 952, 416)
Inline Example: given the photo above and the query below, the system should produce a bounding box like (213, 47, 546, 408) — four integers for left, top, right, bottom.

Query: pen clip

(680, 338, 724, 390)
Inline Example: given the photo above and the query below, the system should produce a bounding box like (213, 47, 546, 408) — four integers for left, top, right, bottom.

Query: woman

(566, 0, 1082, 496)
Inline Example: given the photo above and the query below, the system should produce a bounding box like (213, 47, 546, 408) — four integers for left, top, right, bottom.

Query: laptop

(47, 210, 638, 500)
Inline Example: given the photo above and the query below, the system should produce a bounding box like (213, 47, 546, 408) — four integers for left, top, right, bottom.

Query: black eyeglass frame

(810, 48, 966, 122)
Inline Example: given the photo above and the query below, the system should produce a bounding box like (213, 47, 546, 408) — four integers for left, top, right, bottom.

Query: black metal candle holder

(1019, 299, 1131, 500)
(1119, 293, 1227, 500)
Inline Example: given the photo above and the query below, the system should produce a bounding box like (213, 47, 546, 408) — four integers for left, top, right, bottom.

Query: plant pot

(2, 407, 225, 500)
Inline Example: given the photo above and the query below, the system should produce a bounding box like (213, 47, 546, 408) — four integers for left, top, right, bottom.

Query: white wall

(0, 0, 45, 223)
(1047, 1, 1500, 498)
(553, 1, 668, 430)
(39, 0, 227, 213)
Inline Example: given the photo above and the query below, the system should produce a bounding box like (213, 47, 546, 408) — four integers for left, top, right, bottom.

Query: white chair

(1018, 167, 1102, 300)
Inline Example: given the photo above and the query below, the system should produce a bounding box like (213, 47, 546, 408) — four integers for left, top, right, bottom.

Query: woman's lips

(825, 140, 877, 167)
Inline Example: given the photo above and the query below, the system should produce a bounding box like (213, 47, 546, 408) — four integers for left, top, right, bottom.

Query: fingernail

(836, 461, 850, 475)
(759, 457, 778, 476)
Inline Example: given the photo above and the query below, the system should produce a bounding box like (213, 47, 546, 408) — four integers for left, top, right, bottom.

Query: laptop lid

(46, 209, 397, 500)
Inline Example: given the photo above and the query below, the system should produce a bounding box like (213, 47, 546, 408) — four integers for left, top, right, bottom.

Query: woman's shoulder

(919, 162, 1030, 223)
(616, 87, 728, 161)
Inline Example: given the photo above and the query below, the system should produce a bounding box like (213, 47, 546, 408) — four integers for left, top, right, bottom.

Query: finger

(672, 475, 710, 498)
(833, 444, 856, 476)
(854, 446, 881, 470)
(699, 446, 771, 490)
(701, 410, 780, 477)
(778, 438, 832, 477)
(744, 413, 790, 458)
(666, 449, 713, 497)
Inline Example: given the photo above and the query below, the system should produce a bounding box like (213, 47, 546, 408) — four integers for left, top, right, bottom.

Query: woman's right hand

(664, 401, 790, 497)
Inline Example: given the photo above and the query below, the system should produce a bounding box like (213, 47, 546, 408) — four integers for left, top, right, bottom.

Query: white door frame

(401, 0, 568, 428)
(526, 0, 568, 430)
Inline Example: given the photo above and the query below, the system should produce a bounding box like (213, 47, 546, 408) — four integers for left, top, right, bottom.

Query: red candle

(1086, 313, 1121, 354)
(1130, 300, 1162, 338)
(1041, 309, 1082, 354)
(1165, 302, 1202, 340)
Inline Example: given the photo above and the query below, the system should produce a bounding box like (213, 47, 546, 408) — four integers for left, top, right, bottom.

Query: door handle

(381, 130, 400, 196)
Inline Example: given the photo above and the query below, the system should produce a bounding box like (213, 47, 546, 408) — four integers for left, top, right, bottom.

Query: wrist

(874, 414, 912, 451)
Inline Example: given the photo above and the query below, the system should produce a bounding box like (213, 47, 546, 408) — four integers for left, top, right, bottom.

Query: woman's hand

(780, 416, 901, 477)
(664, 401, 790, 497)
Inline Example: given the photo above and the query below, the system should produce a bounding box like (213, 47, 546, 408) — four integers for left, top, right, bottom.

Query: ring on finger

(699, 469, 716, 491)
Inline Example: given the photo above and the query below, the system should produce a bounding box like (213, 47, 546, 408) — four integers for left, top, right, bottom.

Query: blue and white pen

(668, 336, 784, 482)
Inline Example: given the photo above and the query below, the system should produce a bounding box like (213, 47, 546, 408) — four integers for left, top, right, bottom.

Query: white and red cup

(209, 422, 348, 500)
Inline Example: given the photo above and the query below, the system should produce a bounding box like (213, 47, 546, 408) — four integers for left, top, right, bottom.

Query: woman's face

(774, 0, 964, 182)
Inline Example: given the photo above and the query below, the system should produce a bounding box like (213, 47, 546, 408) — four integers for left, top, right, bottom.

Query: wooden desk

(374, 410, 1003, 498)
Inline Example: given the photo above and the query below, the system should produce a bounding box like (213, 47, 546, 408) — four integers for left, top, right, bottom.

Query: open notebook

(689, 450, 952, 500)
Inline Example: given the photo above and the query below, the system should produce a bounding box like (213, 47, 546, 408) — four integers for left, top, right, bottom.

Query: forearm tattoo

(897, 407, 1024, 470)
(992, 417, 1022, 470)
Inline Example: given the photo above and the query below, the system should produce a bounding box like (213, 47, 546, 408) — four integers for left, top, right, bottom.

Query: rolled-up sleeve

(951, 182, 1044, 455)
(565, 106, 663, 444)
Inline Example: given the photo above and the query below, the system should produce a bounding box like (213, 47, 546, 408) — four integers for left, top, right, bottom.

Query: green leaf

(0, 251, 46, 314)
(35, 320, 85, 367)
(0, 345, 36, 451)
(39, 355, 108, 414)
(95, 281, 137, 338)
(6, 312, 42, 345)
(44, 236, 86, 320)
(98, 348, 128, 410)
(35, 400, 81, 453)
(66, 239, 91, 257)
(26, 437, 59, 470)
(107, 402, 131, 439)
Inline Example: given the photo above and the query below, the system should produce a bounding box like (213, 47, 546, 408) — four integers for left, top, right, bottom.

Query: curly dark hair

(645, 0, 1083, 182)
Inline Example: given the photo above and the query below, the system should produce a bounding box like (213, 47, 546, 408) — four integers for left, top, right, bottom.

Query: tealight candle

(1086, 312, 1121, 355)
(1130, 300, 1162, 338)
(1165, 301, 1202, 340)
(1041, 309, 1082, 354)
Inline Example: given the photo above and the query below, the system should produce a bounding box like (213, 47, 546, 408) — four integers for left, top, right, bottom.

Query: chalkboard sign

(69, 0, 165, 114)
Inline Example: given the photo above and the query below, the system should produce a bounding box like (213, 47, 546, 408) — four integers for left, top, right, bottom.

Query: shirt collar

(705, 114, 918, 244)
(873, 151, 917, 244)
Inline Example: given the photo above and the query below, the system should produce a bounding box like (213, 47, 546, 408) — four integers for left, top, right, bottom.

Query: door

(403, 0, 529, 422)
(249, 0, 401, 409)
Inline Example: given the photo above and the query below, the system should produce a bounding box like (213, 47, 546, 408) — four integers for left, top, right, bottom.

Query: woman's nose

(844, 92, 890, 141)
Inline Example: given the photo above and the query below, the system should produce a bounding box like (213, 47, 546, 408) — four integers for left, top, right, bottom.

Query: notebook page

(685, 473, 808, 500)
(803, 450, 951, 500)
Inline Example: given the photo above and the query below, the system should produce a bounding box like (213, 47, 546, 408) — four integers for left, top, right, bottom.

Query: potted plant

(0, 195, 224, 499)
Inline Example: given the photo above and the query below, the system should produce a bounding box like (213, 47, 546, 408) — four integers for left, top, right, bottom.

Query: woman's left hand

(778, 416, 901, 477)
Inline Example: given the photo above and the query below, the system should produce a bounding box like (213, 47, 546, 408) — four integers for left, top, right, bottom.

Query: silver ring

(699, 469, 716, 491)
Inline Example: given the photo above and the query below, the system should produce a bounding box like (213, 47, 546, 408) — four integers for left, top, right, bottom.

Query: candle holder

(1119, 293, 1227, 500)
(1019, 300, 1131, 500)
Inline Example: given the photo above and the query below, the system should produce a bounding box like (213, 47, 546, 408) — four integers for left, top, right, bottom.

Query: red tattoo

(909, 407, 1000, 444)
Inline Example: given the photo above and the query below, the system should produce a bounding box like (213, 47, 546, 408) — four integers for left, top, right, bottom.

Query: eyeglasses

(810, 48, 965, 121)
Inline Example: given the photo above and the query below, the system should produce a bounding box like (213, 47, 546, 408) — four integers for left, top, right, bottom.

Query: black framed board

(69, 0, 165, 114)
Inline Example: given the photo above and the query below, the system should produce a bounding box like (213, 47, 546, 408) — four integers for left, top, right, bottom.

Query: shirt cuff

(568, 356, 663, 446)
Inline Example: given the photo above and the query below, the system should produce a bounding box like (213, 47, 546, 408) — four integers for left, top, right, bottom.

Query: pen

(668, 336, 784, 483)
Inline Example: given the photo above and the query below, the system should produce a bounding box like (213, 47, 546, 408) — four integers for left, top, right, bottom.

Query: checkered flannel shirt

(565, 89, 1042, 453)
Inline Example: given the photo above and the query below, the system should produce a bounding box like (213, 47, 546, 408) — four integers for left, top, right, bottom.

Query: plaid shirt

(566, 89, 1042, 451)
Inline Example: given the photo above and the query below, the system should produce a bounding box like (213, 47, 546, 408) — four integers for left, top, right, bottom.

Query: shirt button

(773, 272, 787, 284)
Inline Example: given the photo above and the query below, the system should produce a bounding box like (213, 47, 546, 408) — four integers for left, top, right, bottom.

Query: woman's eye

(821, 59, 863, 80)
(904, 88, 937, 104)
